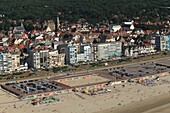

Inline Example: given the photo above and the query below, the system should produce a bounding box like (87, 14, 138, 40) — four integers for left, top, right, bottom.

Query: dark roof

(15, 26, 25, 31)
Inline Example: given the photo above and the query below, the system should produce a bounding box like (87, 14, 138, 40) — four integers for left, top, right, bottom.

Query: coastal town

(0, 57, 170, 113)
(0, 0, 170, 112)
(0, 18, 169, 75)
(0, 16, 169, 113)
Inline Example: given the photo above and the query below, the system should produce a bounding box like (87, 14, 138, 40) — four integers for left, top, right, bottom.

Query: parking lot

(1, 79, 71, 97)
(102, 58, 170, 79)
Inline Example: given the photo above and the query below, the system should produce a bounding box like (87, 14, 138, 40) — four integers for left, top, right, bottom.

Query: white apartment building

(155, 35, 169, 51)
(0, 53, 12, 74)
(0, 52, 26, 74)
(66, 45, 78, 64)
(95, 42, 122, 61)
(66, 44, 93, 64)
(29, 49, 49, 69)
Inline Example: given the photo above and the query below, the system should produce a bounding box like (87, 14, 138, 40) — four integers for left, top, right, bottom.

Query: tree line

(0, 0, 169, 29)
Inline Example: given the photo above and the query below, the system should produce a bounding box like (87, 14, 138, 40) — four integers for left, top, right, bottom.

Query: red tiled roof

(0, 46, 4, 50)
(19, 43, 25, 49)
(145, 43, 150, 47)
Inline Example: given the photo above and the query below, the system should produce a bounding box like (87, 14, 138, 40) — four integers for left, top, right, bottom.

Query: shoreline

(95, 93, 170, 113)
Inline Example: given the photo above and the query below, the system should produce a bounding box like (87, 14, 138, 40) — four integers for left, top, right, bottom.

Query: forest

(0, 0, 170, 24)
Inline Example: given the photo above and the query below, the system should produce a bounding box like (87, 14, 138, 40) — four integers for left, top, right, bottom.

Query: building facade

(49, 51, 65, 67)
(167, 34, 170, 50)
(93, 42, 122, 61)
(11, 54, 20, 72)
(66, 44, 93, 64)
(29, 50, 50, 69)
(155, 35, 169, 51)
(57, 53, 65, 66)
(0, 53, 12, 74)
(66, 45, 78, 64)
(80, 44, 93, 62)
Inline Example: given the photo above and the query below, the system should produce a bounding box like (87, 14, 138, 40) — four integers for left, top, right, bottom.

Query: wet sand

(96, 93, 170, 113)
(144, 103, 170, 113)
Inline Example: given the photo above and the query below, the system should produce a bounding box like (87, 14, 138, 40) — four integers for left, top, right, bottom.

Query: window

(40, 58, 43, 63)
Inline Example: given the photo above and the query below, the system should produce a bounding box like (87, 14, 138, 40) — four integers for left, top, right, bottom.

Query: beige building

(49, 51, 58, 67)
(0, 52, 28, 74)
(49, 51, 65, 67)
(11, 54, 20, 72)
(47, 20, 56, 31)
(58, 54, 65, 66)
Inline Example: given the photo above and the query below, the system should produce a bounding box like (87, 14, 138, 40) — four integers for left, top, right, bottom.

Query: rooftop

(58, 75, 109, 87)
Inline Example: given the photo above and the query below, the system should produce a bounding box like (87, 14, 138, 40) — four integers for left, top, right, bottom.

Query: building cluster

(0, 19, 170, 74)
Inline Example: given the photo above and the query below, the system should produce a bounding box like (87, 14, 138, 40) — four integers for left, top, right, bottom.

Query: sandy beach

(0, 75, 170, 113)
(96, 93, 170, 113)
(144, 103, 170, 113)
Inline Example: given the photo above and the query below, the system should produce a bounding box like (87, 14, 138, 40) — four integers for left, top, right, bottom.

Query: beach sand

(144, 103, 170, 113)
(96, 93, 170, 113)
(0, 75, 170, 113)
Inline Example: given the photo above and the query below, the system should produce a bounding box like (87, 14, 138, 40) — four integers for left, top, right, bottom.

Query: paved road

(76, 56, 170, 73)
(1, 56, 170, 84)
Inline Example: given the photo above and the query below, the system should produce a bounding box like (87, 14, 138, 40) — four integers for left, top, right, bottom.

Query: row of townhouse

(0, 36, 169, 73)
(1, 34, 169, 73)
(0, 49, 65, 74)
(0, 19, 170, 73)
(122, 34, 170, 57)
(28, 49, 65, 69)
(66, 42, 122, 64)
